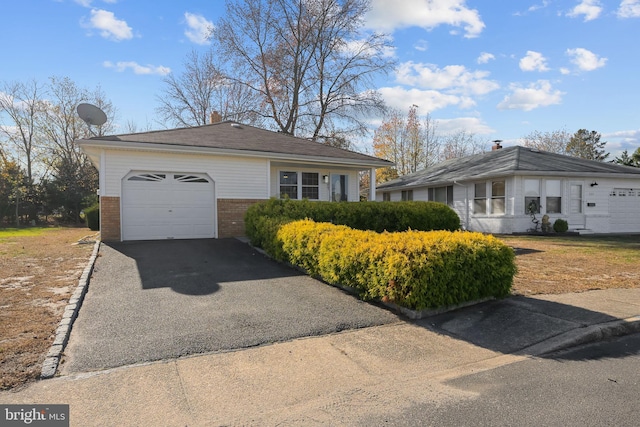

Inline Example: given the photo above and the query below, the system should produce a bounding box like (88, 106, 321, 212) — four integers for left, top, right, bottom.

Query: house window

(491, 181, 505, 214)
(383, 192, 391, 201)
(301, 172, 319, 200)
(429, 186, 453, 206)
(401, 190, 413, 201)
(524, 179, 541, 214)
(474, 182, 487, 214)
(279, 171, 298, 199)
(546, 180, 562, 213)
(331, 174, 348, 202)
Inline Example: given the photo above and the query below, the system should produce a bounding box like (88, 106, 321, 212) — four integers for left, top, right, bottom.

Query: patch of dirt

(499, 235, 640, 296)
(0, 228, 96, 390)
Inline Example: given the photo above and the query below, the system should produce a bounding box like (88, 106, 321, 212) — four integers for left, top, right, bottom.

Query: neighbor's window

(383, 192, 391, 201)
(474, 182, 487, 214)
(491, 180, 505, 214)
(524, 179, 541, 214)
(279, 171, 298, 199)
(546, 180, 562, 214)
(401, 189, 413, 201)
(331, 174, 348, 202)
(429, 186, 453, 206)
(301, 172, 319, 200)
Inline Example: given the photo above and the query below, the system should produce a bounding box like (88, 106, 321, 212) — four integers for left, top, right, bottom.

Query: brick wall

(100, 196, 121, 241)
(217, 199, 263, 238)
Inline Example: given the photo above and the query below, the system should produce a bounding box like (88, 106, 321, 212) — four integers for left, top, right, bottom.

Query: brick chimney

(492, 140, 503, 151)
(210, 111, 222, 124)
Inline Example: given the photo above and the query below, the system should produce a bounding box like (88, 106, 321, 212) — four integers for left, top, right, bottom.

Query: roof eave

(78, 139, 393, 168)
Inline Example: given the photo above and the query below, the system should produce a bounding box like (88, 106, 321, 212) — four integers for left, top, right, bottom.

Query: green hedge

(276, 220, 516, 310)
(245, 198, 460, 238)
(84, 203, 100, 231)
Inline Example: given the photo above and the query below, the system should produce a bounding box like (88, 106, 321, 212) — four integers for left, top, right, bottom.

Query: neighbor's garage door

(122, 172, 216, 240)
(609, 188, 640, 233)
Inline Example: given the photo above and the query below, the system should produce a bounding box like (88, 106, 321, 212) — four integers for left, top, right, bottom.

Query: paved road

(357, 333, 640, 426)
(62, 238, 400, 373)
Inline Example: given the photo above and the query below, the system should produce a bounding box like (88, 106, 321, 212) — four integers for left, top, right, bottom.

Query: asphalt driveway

(62, 238, 400, 373)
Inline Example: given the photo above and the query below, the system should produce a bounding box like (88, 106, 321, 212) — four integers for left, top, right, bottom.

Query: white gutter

(78, 139, 392, 169)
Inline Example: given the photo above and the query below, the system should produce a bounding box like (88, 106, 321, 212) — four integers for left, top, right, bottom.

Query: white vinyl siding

(102, 150, 268, 199)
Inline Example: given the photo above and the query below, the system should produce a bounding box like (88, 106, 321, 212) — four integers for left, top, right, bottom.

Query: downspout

(453, 180, 469, 230)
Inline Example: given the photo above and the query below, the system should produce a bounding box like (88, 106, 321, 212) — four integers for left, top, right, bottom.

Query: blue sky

(2, 0, 639, 156)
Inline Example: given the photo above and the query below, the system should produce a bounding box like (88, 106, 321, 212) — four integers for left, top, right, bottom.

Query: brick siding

(100, 196, 121, 241)
(217, 199, 263, 238)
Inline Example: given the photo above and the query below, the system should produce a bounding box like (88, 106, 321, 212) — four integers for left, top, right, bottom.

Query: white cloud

(365, 0, 485, 38)
(519, 51, 550, 72)
(566, 47, 607, 71)
(567, 0, 603, 21)
(436, 117, 495, 135)
(497, 80, 564, 111)
(74, 0, 93, 6)
(395, 62, 500, 96)
(378, 86, 466, 112)
(477, 52, 495, 64)
(83, 9, 133, 41)
(618, 0, 640, 18)
(184, 12, 212, 45)
(560, 67, 571, 75)
(103, 61, 171, 75)
(414, 39, 429, 52)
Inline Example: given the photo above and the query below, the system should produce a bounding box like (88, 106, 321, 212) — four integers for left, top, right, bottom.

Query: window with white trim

(546, 180, 562, 213)
(429, 186, 453, 206)
(383, 192, 391, 201)
(491, 181, 505, 214)
(474, 182, 487, 214)
(279, 171, 320, 200)
(524, 179, 541, 214)
(401, 189, 413, 201)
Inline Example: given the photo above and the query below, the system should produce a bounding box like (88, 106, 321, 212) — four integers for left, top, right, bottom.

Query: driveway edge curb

(41, 240, 101, 379)
(517, 315, 640, 357)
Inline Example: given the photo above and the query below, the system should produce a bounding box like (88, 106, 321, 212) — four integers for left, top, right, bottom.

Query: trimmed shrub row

(277, 220, 517, 310)
(245, 198, 460, 239)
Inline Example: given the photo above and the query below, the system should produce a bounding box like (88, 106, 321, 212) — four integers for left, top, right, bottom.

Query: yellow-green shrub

(276, 220, 516, 310)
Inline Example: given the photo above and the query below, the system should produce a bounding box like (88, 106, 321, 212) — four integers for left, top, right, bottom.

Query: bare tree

(422, 113, 440, 168)
(440, 130, 485, 161)
(0, 79, 46, 186)
(212, 0, 394, 139)
(520, 128, 571, 154)
(156, 49, 262, 127)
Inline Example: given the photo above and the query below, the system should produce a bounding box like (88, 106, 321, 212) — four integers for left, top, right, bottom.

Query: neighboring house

(79, 120, 392, 241)
(376, 144, 640, 234)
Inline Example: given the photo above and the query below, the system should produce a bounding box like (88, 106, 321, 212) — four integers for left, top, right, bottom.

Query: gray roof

(378, 145, 640, 190)
(79, 121, 391, 167)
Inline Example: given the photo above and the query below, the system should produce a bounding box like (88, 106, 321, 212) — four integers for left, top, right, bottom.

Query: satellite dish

(77, 103, 107, 136)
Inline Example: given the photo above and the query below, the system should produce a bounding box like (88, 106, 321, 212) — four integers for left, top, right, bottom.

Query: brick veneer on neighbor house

(217, 199, 262, 238)
(100, 196, 121, 242)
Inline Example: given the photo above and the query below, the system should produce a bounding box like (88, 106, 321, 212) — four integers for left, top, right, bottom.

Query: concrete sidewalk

(2, 288, 639, 426)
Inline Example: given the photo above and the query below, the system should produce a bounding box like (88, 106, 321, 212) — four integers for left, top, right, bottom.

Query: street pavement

(1, 239, 639, 426)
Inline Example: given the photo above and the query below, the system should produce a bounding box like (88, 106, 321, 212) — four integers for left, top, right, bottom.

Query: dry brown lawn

(498, 234, 640, 295)
(1, 229, 639, 390)
(0, 227, 96, 390)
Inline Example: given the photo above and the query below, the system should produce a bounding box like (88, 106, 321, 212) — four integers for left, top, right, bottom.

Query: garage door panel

(609, 188, 640, 233)
(122, 172, 216, 240)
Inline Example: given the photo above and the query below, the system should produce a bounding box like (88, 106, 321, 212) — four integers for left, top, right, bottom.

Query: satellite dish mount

(77, 103, 107, 136)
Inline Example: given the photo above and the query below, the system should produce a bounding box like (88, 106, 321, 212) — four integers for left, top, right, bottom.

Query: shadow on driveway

(62, 238, 400, 373)
(107, 239, 302, 295)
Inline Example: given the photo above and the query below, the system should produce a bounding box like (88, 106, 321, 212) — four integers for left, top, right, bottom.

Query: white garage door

(609, 188, 640, 233)
(122, 172, 216, 240)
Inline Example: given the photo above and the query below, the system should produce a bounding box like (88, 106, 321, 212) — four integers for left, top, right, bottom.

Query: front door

(568, 182, 585, 229)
